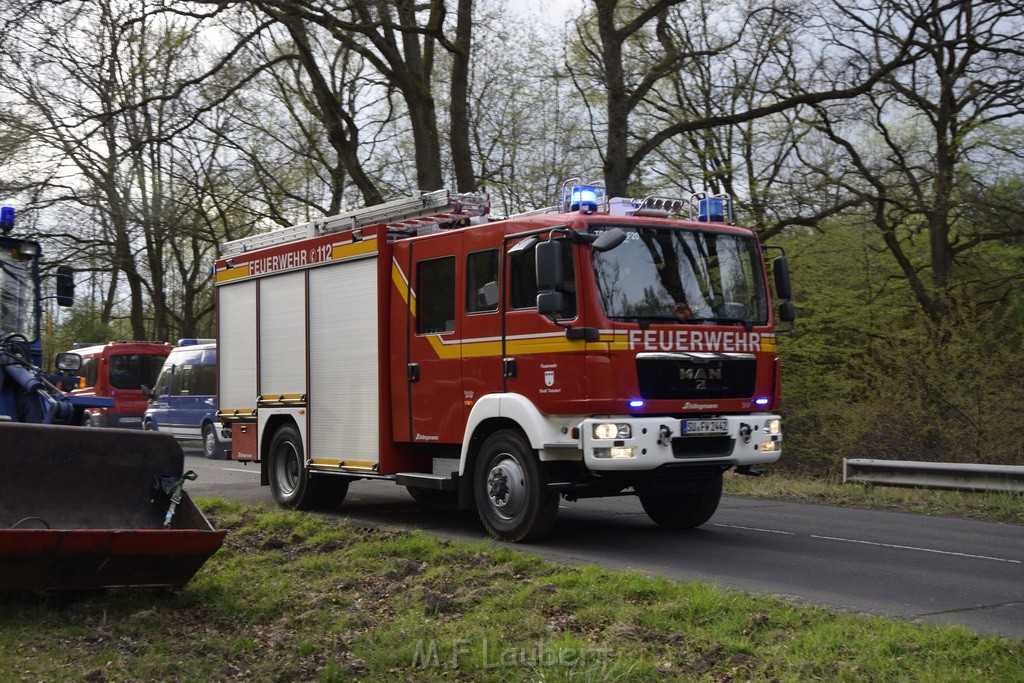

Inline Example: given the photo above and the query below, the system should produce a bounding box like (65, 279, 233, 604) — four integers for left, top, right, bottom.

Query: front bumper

(579, 414, 781, 471)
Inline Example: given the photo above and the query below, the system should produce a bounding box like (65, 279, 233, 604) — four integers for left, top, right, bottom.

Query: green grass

(724, 471, 1024, 525)
(1, 500, 1021, 682)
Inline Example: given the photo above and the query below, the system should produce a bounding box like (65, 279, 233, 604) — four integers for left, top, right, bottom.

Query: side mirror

(535, 239, 562, 290)
(772, 255, 792, 301)
(141, 384, 155, 401)
(778, 301, 796, 323)
(55, 266, 75, 307)
(537, 291, 564, 317)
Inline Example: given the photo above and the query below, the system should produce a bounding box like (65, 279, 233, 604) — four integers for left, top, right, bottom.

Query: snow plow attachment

(0, 423, 226, 591)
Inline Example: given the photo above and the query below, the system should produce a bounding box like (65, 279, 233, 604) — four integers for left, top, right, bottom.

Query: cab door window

(466, 249, 498, 314)
(417, 256, 456, 334)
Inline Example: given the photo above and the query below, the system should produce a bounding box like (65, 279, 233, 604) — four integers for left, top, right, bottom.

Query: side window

(466, 249, 498, 314)
(192, 362, 216, 395)
(80, 357, 98, 389)
(167, 350, 201, 396)
(172, 366, 192, 396)
(153, 364, 172, 397)
(509, 238, 577, 318)
(417, 256, 456, 334)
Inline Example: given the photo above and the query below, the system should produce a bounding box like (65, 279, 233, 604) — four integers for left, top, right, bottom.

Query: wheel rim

(203, 427, 216, 456)
(485, 454, 526, 521)
(274, 441, 301, 496)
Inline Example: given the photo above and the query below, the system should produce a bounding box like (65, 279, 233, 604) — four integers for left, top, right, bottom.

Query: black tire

(267, 424, 330, 510)
(318, 477, 351, 508)
(639, 474, 723, 529)
(474, 430, 558, 542)
(143, 419, 156, 431)
(202, 422, 226, 459)
(406, 485, 458, 508)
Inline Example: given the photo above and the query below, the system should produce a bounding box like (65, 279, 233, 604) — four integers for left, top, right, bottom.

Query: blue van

(143, 339, 230, 459)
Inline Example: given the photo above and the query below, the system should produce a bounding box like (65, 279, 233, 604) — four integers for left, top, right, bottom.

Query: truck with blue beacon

(216, 181, 794, 542)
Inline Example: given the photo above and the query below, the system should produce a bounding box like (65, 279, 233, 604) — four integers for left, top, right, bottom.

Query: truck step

(395, 472, 459, 491)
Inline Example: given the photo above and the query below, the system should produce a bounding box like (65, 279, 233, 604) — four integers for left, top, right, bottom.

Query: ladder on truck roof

(220, 190, 489, 257)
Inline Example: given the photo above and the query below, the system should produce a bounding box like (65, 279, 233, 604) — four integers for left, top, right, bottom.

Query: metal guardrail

(843, 459, 1024, 493)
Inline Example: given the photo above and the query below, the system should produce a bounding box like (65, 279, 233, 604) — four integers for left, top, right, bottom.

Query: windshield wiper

(607, 313, 689, 330)
(682, 316, 754, 331)
(608, 314, 685, 323)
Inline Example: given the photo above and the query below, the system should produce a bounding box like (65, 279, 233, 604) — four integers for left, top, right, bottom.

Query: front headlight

(593, 423, 632, 440)
(764, 418, 781, 436)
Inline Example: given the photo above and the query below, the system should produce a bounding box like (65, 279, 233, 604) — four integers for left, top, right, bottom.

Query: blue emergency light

(0, 206, 14, 234)
(570, 186, 599, 213)
(698, 198, 724, 222)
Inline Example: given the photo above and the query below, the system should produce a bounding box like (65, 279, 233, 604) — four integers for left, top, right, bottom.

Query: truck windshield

(109, 354, 168, 390)
(0, 246, 35, 340)
(591, 226, 768, 326)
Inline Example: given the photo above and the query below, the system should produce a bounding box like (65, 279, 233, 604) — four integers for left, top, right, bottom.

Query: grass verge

(724, 472, 1024, 526)
(1, 500, 1021, 682)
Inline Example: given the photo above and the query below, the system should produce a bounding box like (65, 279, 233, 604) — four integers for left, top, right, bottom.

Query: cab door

(405, 234, 465, 444)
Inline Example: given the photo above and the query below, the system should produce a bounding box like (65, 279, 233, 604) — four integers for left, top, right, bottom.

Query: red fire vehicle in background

(215, 181, 794, 541)
(64, 341, 173, 428)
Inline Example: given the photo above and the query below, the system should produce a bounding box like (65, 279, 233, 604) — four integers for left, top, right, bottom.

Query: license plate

(682, 419, 728, 436)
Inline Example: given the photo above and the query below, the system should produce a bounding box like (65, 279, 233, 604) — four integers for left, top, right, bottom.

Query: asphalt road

(183, 448, 1024, 639)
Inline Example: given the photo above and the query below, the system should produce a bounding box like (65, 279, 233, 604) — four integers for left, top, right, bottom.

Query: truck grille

(636, 354, 755, 400)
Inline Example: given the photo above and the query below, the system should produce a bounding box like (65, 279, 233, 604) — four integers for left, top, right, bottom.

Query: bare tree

(637, 0, 859, 237)
(2, 0, 246, 339)
(457, 15, 600, 214)
(241, 0, 478, 194)
(809, 0, 1024, 321)
(570, 0, 943, 197)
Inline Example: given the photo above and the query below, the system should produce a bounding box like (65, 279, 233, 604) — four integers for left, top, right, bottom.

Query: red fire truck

(215, 181, 793, 541)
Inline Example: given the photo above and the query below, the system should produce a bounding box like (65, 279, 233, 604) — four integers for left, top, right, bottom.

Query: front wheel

(202, 422, 226, 460)
(268, 424, 333, 509)
(639, 474, 723, 529)
(474, 430, 558, 542)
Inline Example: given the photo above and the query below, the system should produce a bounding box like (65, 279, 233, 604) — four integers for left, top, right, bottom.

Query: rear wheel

(474, 430, 558, 542)
(268, 424, 334, 509)
(202, 422, 226, 460)
(639, 474, 723, 529)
